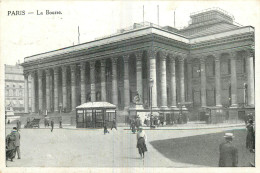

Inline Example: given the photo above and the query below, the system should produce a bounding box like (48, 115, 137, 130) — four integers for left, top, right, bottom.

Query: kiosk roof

(76, 102, 116, 109)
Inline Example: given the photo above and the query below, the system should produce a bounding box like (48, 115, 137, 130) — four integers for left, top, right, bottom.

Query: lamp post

(149, 78, 154, 127)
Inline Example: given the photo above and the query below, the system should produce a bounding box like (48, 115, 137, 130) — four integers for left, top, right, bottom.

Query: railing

(95, 21, 163, 40)
(190, 7, 234, 20)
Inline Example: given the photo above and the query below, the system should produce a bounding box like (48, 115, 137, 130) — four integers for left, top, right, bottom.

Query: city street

(5, 125, 252, 167)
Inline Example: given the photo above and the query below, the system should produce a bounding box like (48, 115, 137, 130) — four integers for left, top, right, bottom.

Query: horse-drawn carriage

(24, 118, 41, 128)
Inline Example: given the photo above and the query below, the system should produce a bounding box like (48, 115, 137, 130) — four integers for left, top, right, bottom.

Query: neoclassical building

(22, 8, 254, 121)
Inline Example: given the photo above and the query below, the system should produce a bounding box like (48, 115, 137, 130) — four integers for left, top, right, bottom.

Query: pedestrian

(246, 119, 255, 153)
(136, 128, 147, 159)
(59, 119, 63, 128)
(111, 118, 117, 130)
(51, 119, 54, 132)
(136, 116, 141, 130)
(6, 128, 16, 161)
(219, 133, 238, 167)
(13, 127, 21, 159)
(131, 120, 136, 134)
(16, 120, 21, 131)
(104, 121, 109, 135)
(44, 118, 47, 128)
(160, 116, 164, 127)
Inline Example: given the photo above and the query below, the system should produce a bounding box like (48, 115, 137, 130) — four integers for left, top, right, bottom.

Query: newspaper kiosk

(76, 102, 117, 128)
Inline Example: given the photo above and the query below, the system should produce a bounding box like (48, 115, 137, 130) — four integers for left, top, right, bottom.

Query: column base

(180, 106, 187, 110)
(230, 104, 238, 108)
(216, 105, 222, 107)
(152, 107, 159, 110)
(160, 106, 168, 109)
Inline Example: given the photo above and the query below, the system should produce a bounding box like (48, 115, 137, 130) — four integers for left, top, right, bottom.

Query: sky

(1, 1, 260, 65)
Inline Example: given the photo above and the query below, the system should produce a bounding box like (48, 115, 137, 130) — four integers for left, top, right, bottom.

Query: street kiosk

(76, 102, 117, 128)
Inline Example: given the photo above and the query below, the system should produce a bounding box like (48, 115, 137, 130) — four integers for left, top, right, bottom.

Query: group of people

(44, 118, 62, 132)
(103, 118, 117, 134)
(130, 116, 142, 133)
(6, 127, 21, 162)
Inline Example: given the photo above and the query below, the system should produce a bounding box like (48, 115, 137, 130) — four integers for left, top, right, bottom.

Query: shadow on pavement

(150, 129, 254, 167)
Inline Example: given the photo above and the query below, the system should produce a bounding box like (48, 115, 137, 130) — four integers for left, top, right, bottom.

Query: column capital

(38, 69, 43, 77)
(211, 52, 221, 59)
(123, 54, 130, 63)
(61, 65, 67, 72)
(24, 71, 30, 78)
(169, 55, 176, 63)
(30, 71, 36, 77)
(111, 57, 118, 65)
(177, 56, 185, 62)
(80, 61, 86, 67)
(147, 49, 157, 57)
(159, 51, 167, 61)
(100, 59, 106, 67)
(45, 69, 51, 76)
(89, 61, 95, 69)
(246, 48, 254, 57)
(70, 64, 77, 71)
(80, 62, 86, 71)
(228, 51, 237, 59)
(135, 51, 143, 61)
(53, 67, 59, 74)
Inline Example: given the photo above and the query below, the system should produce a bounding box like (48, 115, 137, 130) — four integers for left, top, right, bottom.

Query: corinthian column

(169, 55, 177, 108)
(24, 73, 29, 113)
(111, 58, 118, 106)
(230, 52, 238, 107)
(160, 52, 167, 108)
(53, 67, 59, 112)
(214, 55, 222, 107)
(123, 55, 130, 109)
(147, 49, 158, 109)
(61, 66, 67, 111)
(200, 58, 206, 107)
(70, 64, 77, 110)
(101, 60, 106, 101)
(31, 71, 36, 112)
(178, 56, 186, 106)
(246, 49, 255, 107)
(90, 61, 96, 102)
(38, 69, 43, 112)
(45, 69, 51, 112)
(80, 62, 86, 104)
(187, 59, 193, 103)
(135, 51, 143, 103)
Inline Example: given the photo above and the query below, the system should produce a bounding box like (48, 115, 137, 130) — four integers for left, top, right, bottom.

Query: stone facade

(5, 64, 32, 113)
(21, 9, 254, 117)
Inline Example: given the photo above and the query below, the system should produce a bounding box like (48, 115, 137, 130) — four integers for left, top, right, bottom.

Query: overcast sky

(1, 1, 260, 65)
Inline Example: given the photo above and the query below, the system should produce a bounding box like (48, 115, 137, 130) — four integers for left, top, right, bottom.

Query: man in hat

(219, 133, 238, 167)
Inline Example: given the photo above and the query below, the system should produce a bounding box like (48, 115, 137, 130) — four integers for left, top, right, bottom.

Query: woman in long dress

(136, 128, 147, 159)
(6, 130, 16, 161)
(246, 119, 255, 152)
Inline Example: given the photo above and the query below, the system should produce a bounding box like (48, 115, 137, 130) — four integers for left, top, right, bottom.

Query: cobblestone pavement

(5, 125, 245, 167)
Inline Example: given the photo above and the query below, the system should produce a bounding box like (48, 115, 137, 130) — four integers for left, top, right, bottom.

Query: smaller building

(5, 63, 31, 113)
(76, 102, 116, 128)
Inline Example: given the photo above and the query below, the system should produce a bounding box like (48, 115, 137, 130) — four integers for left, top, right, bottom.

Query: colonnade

(23, 49, 254, 113)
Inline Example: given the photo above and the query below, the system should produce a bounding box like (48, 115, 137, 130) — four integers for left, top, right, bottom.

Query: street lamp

(149, 78, 154, 127)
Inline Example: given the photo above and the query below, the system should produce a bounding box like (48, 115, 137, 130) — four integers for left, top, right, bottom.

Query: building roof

(76, 102, 116, 109)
